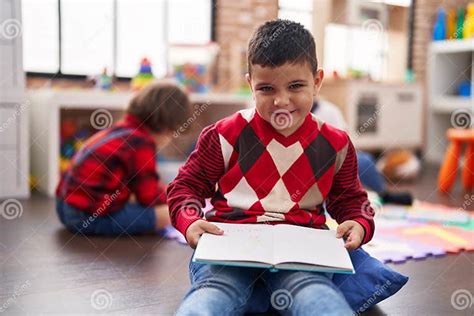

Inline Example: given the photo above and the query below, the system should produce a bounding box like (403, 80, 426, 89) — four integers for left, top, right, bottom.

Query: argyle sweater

(167, 108, 374, 245)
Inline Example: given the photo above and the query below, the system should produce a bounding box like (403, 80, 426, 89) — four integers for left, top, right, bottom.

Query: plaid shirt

(168, 109, 374, 245)
(56, 114, 166, 215)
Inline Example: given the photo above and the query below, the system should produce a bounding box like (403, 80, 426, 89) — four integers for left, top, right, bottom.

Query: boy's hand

(186, 219, 224, 249)
(336, 220, 365, 250)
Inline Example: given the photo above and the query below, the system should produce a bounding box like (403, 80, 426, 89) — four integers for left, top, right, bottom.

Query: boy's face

(246, 62, 324, 136)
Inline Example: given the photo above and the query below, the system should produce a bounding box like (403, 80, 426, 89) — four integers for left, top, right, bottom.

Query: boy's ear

(245, 73, 253, 90)
(245, 73, 256, 99)
(313, 69, 324, 96)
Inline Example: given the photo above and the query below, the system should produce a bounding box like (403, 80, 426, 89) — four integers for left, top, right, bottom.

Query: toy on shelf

(59, 120, 93, 174)
(458, 80, 472, 97)
(463, 3, 474, 38)
(447, 9, 457, 39)
(169, 43, 218, 94)
(455, 7, 465, 39)
(96, 67, 113, 90)
(433, 4, 474, 41)
(433, 7, 447, 41)
(173, 63, 209, 93)
(131, 58, 155, 91)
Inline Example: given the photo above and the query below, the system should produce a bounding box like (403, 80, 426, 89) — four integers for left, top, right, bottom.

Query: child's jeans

(56, 199, 157, 236)
(176, 258, 353, 316)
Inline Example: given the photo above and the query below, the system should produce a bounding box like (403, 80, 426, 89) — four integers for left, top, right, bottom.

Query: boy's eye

(258, 86, 273, 92)
(289, 83, 304, 89)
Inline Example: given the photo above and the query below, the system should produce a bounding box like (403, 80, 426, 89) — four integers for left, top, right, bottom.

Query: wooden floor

(1, 164, 473, 315)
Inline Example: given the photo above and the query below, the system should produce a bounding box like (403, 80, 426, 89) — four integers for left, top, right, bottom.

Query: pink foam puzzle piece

(364, 235, 446, 264)
(382, 201, 471, 225)
(380, 223, 474, 254)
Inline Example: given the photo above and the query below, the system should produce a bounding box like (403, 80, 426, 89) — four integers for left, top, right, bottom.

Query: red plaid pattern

(56, 114, 167, 215)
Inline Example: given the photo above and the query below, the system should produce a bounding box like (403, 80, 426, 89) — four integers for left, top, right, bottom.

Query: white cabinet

(320, 80, 423, 151)
(0, 0, 29, 198)
(427, 39, 474, 164)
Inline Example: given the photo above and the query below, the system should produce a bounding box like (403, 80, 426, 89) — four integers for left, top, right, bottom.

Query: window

(324, 23, 388, 81)
(21, 0, 212, 77)
(115, 0, 166, 77)
(278, 0, 312, 31)
(61, 0, 114, 75)
(22, 0, 59, 73)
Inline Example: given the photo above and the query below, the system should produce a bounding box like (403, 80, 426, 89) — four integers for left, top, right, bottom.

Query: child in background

(56, 82, 190, 236)
(168, 20, 374, 315)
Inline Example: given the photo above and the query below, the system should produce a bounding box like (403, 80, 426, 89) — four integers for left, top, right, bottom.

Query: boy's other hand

(336, 220, 364, 250)
(186, 220, 224, 249)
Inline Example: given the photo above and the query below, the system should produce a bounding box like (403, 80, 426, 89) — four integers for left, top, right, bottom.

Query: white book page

(194, 223, 274, 264)
(272, 225, 353, 271)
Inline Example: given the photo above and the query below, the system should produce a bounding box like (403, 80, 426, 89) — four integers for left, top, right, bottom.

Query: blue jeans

(176, 259, 353, 316)
(56, 199, 157, 236)
(357, 151, 385, 193)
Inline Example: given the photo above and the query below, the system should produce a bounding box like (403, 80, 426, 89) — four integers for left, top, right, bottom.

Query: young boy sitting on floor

(56, 82, 190, 236)
(167, 20, 375, 315)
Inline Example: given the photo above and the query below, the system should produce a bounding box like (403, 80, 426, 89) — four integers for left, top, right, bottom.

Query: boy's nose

(273, 95, 290, 107)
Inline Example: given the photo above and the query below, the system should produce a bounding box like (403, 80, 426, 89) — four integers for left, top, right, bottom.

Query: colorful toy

(447, 9, 457, 39)
(59, 157, 71, 173)
(96, 67, 113, 90)
(60, 119, 77, 140)
(458, 80, 472, 97)
(433, 7, 447, 40)
(173, 62, 209, 93)
(455, 7, 465, 39)
(131, 58, 155, 91)
(377, 150, 421, 182)
(463, 3, 474, 38)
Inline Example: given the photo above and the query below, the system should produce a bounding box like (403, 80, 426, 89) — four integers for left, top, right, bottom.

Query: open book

(193, 223, 354, 274)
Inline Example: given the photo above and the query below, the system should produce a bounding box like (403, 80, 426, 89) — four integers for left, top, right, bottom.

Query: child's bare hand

(336, 220, 364, 250)
(186, 220, 224, 249)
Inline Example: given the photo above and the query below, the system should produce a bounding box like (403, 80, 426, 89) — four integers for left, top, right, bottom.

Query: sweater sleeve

(326, 138, 375, 245)
(167, 124, 225, 237)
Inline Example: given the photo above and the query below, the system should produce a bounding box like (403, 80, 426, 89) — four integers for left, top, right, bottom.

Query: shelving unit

(0, 0, 29, 198)
(427, 39, 474, 163)
(28, 89, 252, 196)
